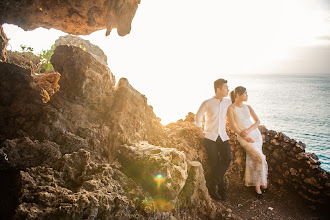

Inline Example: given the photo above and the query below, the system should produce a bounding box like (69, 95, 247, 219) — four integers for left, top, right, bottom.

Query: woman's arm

(241, 105, 260, 136)
(228, 105, 254, 143)
(227, 105, 242, 134)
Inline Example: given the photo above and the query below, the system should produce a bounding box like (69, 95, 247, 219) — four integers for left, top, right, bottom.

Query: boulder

(116, 141, 188, 200)
(50, 45, 115, 111)
(177, 161, 216, 218)
(107, 78, 164, 147)
(55, 35, 108, 66)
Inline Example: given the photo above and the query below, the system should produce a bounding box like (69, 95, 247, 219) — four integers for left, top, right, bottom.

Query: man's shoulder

(223, 98, 232, 104)
(202, 97, 215, 104)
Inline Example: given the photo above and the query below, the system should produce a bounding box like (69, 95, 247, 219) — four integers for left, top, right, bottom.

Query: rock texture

(116, 142, 188, 200)
(55, 35, 108, 66)
(0, 0, 140, 36)
(15, 149, 146, 219)
(0, 137, 62, 170)
(33, 72, 61, 103)
(1, 38, 217, 219)
(0, 25, 7, 62)
(50, 45, 115, 111)
(0, 36, 328, 219)
(172, 114, 330, 206)
(177, 161, 216, 218)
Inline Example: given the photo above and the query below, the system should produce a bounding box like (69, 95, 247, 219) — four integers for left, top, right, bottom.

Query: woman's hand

(244, 136, 254, 143)
(241, 127, 253, 137)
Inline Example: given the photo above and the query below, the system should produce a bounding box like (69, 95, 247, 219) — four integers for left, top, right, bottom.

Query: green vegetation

(38, 44, 55, 73)
(9, 44, 86, 75)
(9, 44, 55, 75)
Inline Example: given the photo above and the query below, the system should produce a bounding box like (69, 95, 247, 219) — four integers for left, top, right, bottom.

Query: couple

(195, 78, 268, 200)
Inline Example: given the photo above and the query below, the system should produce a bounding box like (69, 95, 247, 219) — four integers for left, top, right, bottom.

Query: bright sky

(3, 0, 330, 125)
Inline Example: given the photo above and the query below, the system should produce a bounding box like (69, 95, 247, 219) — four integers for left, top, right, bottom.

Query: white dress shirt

(195, 97, 232, 142)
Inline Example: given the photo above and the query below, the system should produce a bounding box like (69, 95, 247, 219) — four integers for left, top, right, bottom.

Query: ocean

(224, 73, 330, 171)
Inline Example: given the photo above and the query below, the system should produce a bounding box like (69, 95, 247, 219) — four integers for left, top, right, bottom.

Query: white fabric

(233, 105, 268, 186)
(195, 97, 232, 142)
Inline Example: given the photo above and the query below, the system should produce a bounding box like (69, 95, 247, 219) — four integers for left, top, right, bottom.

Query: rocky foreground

(0, 37, 329, 219)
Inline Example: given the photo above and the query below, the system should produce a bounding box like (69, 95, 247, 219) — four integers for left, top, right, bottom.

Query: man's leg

(204, 138, 222, 200)
(216, 138, 231, 199)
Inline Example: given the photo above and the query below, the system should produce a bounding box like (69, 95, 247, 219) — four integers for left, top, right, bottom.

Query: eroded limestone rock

(55, 35, 108, 66)
(107, 78, 164, 147)
(15, 149, 146, 220)
(0, 25, 7, 62)
(177, 161, 216, 218)
(0, 137, 61, 170)
(50, 45, 115, 110)
(0, 0, 140, 36)
(33, 72, 61, 103)
(116, 142, 188, 201)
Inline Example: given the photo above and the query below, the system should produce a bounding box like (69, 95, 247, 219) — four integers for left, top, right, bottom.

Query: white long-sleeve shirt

(195, 97, 232, 142)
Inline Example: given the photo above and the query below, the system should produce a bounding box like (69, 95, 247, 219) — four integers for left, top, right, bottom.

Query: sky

(3, 0, 330, 125)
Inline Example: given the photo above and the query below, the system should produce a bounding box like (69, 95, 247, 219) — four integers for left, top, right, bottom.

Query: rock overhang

(0, 0, 141, 36)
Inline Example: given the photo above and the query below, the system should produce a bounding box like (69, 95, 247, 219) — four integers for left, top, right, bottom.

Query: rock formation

(162, 114, 329, 207)
(0, 0, 140, 36)
(55, 35, 108, 66)
(0, 37, 328, 219)
(33, 72, 61, 103)
(0, 25, 7, 62)
(0, 40, 217, 219)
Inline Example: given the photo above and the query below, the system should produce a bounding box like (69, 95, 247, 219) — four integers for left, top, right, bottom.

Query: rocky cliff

(0, 42, 216, 219)
(0, 39, 329, 219)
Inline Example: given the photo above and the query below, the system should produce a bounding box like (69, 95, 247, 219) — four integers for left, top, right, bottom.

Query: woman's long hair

(230, 86, 246, 103)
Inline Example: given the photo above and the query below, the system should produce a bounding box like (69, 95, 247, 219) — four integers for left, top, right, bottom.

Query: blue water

(224, 74, 330, 171)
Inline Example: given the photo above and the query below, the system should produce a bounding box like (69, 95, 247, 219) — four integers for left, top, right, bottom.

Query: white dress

(233, 105, 268, 187)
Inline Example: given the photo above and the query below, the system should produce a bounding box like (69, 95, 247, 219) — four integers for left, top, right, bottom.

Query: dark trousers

(204, 136, 231, 186)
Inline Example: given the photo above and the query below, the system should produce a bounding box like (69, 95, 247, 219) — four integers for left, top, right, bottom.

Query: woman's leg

(240, 141, 265, 193)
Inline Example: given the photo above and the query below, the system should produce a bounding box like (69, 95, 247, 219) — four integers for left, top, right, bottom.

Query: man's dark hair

(214, 78, 227, 93)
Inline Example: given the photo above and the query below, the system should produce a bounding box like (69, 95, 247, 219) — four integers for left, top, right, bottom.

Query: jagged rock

(0, 0, 140, 36)
(55, 35, 108, 66)
(0, 62, 47, 142)
(1, 32, 329, 219)
(15, 149, 146, 219)
(0, 25, 7, 62)
(107, 78, 164, 147)
(6, 50, 42, 73)
(177, 161, 216, 218)
(296, 152, 309, 160)
(33, 72, 61, 103)
(50, 45, 115, 110)
(306, 152, 319, 161)
(0, 62, 41, 106)
(116, 141, 188, 200)
(0, 137, 61, 170)
(162, 118, 206, 163)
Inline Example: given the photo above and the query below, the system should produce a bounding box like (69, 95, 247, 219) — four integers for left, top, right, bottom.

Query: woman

(227, 86, 268, 198)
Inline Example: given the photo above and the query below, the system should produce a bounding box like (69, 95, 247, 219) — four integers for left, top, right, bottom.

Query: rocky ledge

(0, 38, 328, 219)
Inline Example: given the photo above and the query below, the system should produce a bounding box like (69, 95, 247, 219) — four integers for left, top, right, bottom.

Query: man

(195, 78, 232, 200)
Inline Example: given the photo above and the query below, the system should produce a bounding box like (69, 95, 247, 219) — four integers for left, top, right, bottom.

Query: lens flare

(142, 197, 174, 212)
(153, 174, 166, 189)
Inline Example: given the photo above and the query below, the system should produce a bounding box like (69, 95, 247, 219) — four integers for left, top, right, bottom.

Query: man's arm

(195, 101, 206, 138)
